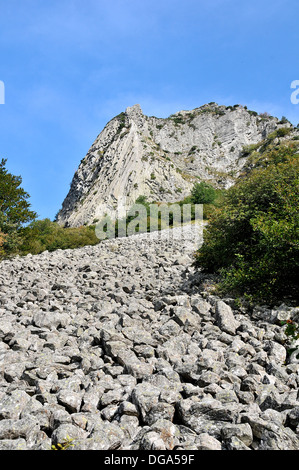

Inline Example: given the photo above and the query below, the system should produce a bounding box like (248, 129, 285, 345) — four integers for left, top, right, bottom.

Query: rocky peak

(56, 103, 294, 227)
(125, 103, 143, 118)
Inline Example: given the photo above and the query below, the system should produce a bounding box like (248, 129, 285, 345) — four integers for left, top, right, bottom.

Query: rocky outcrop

(0, 225, 299, 450)
(56, 103, 288, 227)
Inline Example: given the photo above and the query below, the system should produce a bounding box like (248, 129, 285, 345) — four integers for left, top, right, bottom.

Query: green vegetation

(195, 142, 299, 304)
(170, 114, 185, 126)
(188, 146, 197, 155)
(240, 127, 292, 160)
(0, 159, 100, 259)
(51, 436, 75, 450)
(214, 109, 225, 116)
(241, 139, 297, 176)
(280, 319, 299, 359)
(281, 319, 299, 342)
(279, 116, 291, 125)
(0, 158, 37, 256)
(248, 110, 258, 117)
(19, 219, 99, 255)
(0, 166, 221, 258)
(191, 181, 217, 205)
(115, 112, 128, 135)
(167, 105, 227, 126)
(99, 189, 224, 239)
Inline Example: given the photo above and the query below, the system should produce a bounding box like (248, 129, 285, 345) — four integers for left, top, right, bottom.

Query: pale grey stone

(221, 423, 253, 446)
(145, 403, 175, 426)
(0, 390, 31, 420)
(264, 341, 287, 364)
(225, 436, 251, 450)
(215, 300, 240, 335)
(117, 401, 139, 417)
(197, 433, 222, 450)
(51, 423, 87, 447)
(258, 427, 299, 450)
(140, 431, 166, 450)
(91, 422, 125, 450)
(0, 417, 38, 440)
(177, 397, 235, 439)
(0, 438, 27, 450)
(100, 388, 124, 407)
(57, 389, 82, 413)
(131, 383, 161, 423)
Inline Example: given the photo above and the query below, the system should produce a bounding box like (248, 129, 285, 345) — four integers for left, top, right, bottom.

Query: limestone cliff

(56, 103, 291, 227)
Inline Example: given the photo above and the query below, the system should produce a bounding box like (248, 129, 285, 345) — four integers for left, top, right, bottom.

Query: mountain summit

(56, 103, 290, 227)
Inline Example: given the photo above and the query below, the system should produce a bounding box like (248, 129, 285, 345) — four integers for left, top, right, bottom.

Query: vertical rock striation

(56, 103, 289, 227)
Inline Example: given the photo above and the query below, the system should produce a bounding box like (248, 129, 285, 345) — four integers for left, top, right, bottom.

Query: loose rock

(0, 225, 298, 450)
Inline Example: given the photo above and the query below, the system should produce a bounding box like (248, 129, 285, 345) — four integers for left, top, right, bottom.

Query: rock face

(56, 103, 285, 227)
(0, 224, 299, 450)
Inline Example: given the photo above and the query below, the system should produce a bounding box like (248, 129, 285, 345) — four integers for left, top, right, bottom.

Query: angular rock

(57, 389, 82, 413)
(215, 301, 240, 335)
(0, 391, 31, 420)
(221, 423, 253, 447)
(197, 433, 222, 450)
(131, 383, 161, 423)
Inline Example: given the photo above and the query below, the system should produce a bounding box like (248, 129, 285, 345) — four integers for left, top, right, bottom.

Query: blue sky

(0, 0, 298, 220)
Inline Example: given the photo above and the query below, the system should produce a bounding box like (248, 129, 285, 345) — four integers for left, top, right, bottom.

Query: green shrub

(171, 115, 185, 125)
(242, 143, 260, 156)
(195, 149, 299, 303)
(190, 182, 217, 205)
(188, 146, 197, 154)
(116, 112, 127, 135)
(0, 158, 37, 257)
(279, 116, 291, 124)
(276, 127, 292, 137)
(19, 219, 99, 255)
(51, 436, 75, 450)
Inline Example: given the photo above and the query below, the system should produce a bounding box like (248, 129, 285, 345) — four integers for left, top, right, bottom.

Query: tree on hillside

(191, 181, 216, 205)
(194, 145, 299, 303)
(0, 158, 37, 255)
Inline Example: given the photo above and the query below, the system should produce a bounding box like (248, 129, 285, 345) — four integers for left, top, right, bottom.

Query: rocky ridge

(0, 225, 299, 450)
(56, 103, 290, 227)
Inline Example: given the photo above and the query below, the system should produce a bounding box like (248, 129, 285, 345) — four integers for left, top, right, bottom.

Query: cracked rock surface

(0, 225, 298, 450)
(56, 103, 289, 227)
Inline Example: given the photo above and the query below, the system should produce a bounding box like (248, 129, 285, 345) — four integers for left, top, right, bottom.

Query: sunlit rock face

(56, 103, 285, 227)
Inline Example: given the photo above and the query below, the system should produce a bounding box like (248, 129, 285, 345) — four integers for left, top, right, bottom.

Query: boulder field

(0, 225, 298, 450)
